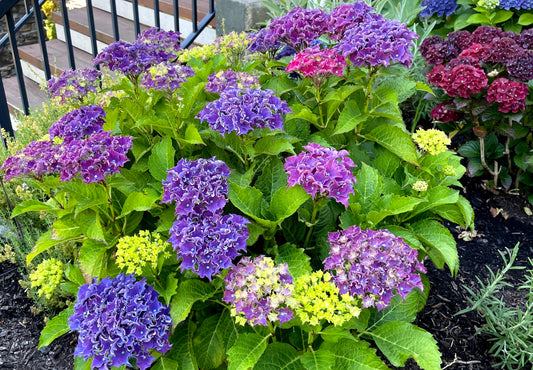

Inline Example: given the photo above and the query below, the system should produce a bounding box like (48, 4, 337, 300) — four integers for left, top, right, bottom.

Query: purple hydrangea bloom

(446, 30, 472, 51)
(471, 26, 504, 45)
(1, 140, 59, 181)
(196, 88, 291, 137)
(247, 28, 283, 56)
(161, 157, 230, 217)
(205, 70, 260, 94)
(506, 50, 533, 82)
(136, 27, 182, 57)
(223, 256, 294, 326)
(500, 0, 533, 10)
(327, 1, 374, 41)
(264, 7, 329, 51)
(284, 142, 356, 207)
(48, 105, 105, 141)
(47, 68, 101, 104)
(324, 226, 426, 310)
(57, 132, 132, 184)
(337, 15, 418, 68)
(169, 213, 249, 280)
(140, 62, 195, 92)
(419, 35, 459, 65)
(69, 274, 172, 370)
(420, 0, 458, 17)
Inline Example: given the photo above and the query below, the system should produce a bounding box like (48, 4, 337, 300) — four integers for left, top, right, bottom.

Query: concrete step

(4, 75, 48, 116)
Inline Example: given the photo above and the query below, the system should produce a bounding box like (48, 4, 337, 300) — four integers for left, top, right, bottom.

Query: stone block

(216, 0, 268, 36)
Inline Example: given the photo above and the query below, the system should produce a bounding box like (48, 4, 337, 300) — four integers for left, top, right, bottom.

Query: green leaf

(74, 356, 93, 370)
(321, 338, 389, 369)
(227, 333, 270, 370)
(148, 136, 176, 182)
(467, 13, 490, 24)
(168, 320, 198, 370)
(369, 321, 441, 370)
(255, 157, 288, 202)
(518, 13, 533, 25)
(457, 195, 475, 230)
(269, 186, 310, 222)
(433, 204, 467, 228)
(255, 136, 295, 156)
(333, 100, 368, 135)
(255, 342, 304, 370)
(38, 307, 73, 348)
(11, 200, 59, 217)
(151, 358, 179, 370)
(228, 183, 263, 219)
(300, 349, 334, 370)
(170, 280, 216, 325)
(52, 215, 81, 240)
(373, 148, 400, 178)
(182, 123, 205, 145)
(65, 263, 87, 286)
(275, 243, 312, 279)
(76, 210, 106, 241)
(409, 186, 459, 219)
(154, 274, 179, 306)
(79, 240, 108, 280)
(415, 81, 434, 95)
(284, 103, 318, 126)
(365, 125, 419, 166)
(410, 220, 459, 275)
(193, 314, 226, 369)
(319, 325, 359, 343)
(385, 225, 425, 250)
(367, 195, 425, 226)
(491, 9, 513, 23)
(353, 163, 383, 210)
(120, 189, 160, 217)
(26, 231, 68, 264)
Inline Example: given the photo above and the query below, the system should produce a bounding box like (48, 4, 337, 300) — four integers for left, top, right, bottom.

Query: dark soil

(0, 177, 532, 370)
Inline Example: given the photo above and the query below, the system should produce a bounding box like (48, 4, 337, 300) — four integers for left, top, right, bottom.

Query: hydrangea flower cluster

(205, 70, 260, 94)
(162, 158, 249, 280)
(284, 143, 356, 207)
(289, 271, 361, 327)
(337, 14, 418, 68)
(264, 7, 329, 51)
(412, 180, 429, 192)
(93, 27, 181, 78)
(500, 0, 533, 10)
(162, 157, 230, 217)
(412, 128, 451, 155)
(420, 0, 458, 17)
(476, 0, 499, 9)
(29, 258, 64, 300)
(486, 78, 529, 113)
(442, 165, 457, 176)
(196, 88, 291, 137)
(324, 226, 426, 310)
(115, 231, 171, 276)
(47, 68, 101, 104)
(177, 44, 217, 63)
(430, 102, 462, 122)
(327, 1, 373, 41)
(247, 28, 283, 56)
(1, 139, 59, 181)
(286, 45, 347, 85)
(48, 105, 105, 141)
(223, 256, 294, 326)
(69, 274, 172, 370)
(214, 31, 250, 63)
(140, 62, 195, 92)
(437, 64, 488, 98)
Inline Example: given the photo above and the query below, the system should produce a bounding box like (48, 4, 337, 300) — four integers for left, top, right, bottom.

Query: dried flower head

(413, 128, 451, 155)
(223, 256, 294, 326)
(115, 231, 171, 276)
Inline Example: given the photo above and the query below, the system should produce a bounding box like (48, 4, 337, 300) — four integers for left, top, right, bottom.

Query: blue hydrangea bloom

(69, 274, 172, 370)
(500, 0, 533, 9)
(420, 0, 458, 17)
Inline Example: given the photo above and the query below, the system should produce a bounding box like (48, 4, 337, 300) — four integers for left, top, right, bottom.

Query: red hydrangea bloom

(459, 43, 491, 62)
(426, 65, 448, 89)
(419, 35, 459, 65)
(485, 37, 522, 64)
(446, 30, 472, 51)
(506, 51, 533, 82)
(443, 64, 488, 98)
(471, 25, 504, 44)
(486, 78, 529, 113)
(445, 56, 481, 70)
(431, 102, 462, 122)
(286, 45, 346, 85)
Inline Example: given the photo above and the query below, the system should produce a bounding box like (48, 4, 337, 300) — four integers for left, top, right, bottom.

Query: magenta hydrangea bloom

(286, 45, 347, 84)
(446, 30, 472, 51)
(223, 256, 294, 326)
(442, 64, 488, 98)
(419, 35, 459, 65)
(264, 7, 329, 51)
(1, 140, 59, 181)
(57, 132, 132, 184)
(205, 70, 260, 94)
(47, 68, 101, 104)
(196, 88, 291, 137)
(420, 0, 458, 17)
(69, 274, 172, 370)
(284, 142, 356, 207)
(485, 37, 522, 64)
(161, 157, 230, 217)
(169, 213, 249, 280)
(337, 14, 418, 68)
(506, 50, 533, 82)
(324, 226, 426, 310)
(140, 62, 195, 92)
(486, 78, 529, 113)
(430, 102, 462, 122)
(327, 1, 374, 41)
(49, 105, 105, 141)
(471, 26, 504, 45)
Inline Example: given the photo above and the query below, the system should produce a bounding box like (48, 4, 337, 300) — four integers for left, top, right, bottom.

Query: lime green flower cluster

(29, 258, 64, 300)
(442, 165, 457, 176)
(177, 44, 217, 63)
(115, 230, 171, 275)
(476, 0, 499, 9)
(289, 271, 361, 327)
(412, 180, 429, 192)
(412, 128, 451, 155)
(215, 31, 249, 64)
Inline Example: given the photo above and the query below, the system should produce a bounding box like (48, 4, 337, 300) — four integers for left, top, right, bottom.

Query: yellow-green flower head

(177, 44, 217, 63)
(476, 0, 498, 9)
(289, 271, 361, 327)
(442, 165, 457, 176)
(412, 128, 451, 155)
(412, 180, 428, 192)
(214, 31, 249, 55)
(148, 63, 169, 78)
(115, 230, 171, 275)
(29, 258, 64, 300)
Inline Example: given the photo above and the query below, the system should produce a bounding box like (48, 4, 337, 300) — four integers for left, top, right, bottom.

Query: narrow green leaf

(193, 314, 226, 369)
(365, 125, 419, 166)
(170, 280, 215, 325)
(300, 349, 334, 370)
(227, 333, 270, 370)
(120, 189, 160, 217)
(38, 307, 73, 348)
(255, 342, 304, 370)
(321, 338, 389, 369)
(369, 321, 441, 370)
(269, 186, 310, 222)
(275, 244, 312, 279)
(148, 136, 176, 182)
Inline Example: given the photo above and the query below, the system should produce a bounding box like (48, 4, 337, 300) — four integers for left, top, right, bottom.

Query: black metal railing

(0, 0, 216, 147)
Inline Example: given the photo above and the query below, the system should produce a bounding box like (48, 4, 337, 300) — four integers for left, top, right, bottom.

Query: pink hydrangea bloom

(286, 46, 346, 84)
(486, 78, 529, 113)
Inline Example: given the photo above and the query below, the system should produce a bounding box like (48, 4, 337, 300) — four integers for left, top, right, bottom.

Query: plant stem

(364, 67, 378, 113)
(303, 200, 320, 250)
(314, 81, 326, 129)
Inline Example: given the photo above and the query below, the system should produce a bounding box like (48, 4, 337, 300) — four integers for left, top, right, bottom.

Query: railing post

(0, 73, 14, 147)
(33, 0, 51, 82)
(6, 9, 29, 115)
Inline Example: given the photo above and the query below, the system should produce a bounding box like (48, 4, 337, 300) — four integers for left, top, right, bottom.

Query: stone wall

(0, 0, 39, 77)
